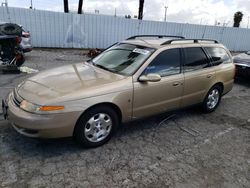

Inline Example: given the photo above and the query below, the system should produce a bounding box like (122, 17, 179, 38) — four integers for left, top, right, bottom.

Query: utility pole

(63, 0, 69, 13)
(247, 16, 249, 29)
(1, 0, 7, 6)
(114, 8, 117, 17)
(138, 0, 144, 20)
(164, 6, 168, 22)
(30, 0, 33, 9)
(78, 0, 83, 14)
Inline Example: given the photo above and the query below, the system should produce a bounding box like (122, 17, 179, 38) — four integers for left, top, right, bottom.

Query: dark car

(233, 51, 250, 78)
(0, 23, 25, 72)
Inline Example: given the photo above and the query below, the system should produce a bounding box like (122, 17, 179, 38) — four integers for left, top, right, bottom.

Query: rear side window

(144, 48, 181, 77)
(205, 47, 231, 64)
(184, 47, 209, 72)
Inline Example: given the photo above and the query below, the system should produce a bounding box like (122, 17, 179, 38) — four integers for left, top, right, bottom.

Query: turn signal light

(39, 106, 64, 111)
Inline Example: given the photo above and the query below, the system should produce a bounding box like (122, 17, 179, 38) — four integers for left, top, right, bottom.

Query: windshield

(91, 43, 155, 75)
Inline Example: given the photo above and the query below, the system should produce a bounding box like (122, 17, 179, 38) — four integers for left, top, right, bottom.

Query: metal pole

(247, 16, 249, 29)
(30, 0, 33, 9)
(164, 6, 168, 22)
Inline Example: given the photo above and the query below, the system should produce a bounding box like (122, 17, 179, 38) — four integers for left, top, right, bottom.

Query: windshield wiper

(92, 62, 118, 73)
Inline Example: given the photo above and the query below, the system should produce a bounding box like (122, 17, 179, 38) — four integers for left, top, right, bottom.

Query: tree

(138, 0, 144, 20)
(63, 0, 69, 13)
(78, 0, 83, 14)
(125, 15, 131, 19)
(233, 11, 243, 27)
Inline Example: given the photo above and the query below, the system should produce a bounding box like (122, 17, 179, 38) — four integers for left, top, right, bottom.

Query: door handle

(172, 82, 180, 86)
(207, 74, 212, 78)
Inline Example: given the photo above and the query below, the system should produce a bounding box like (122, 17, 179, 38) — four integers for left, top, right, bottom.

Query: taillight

(16, 53, 22, 60)
(15, 36, 22, 44)
(22, 32, 30, 38)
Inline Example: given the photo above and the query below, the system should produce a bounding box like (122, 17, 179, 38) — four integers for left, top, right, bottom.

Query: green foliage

(233, 11, 244, 27)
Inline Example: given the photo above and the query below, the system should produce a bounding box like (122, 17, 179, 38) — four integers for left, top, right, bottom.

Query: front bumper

(4, 93, 82, 138)
(235, 63, 250, 78)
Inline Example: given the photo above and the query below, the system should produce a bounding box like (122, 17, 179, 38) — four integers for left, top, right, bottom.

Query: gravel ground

(0, 49, 249, 188)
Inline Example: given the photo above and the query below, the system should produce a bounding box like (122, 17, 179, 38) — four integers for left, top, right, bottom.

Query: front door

(132, 48, 184, 119)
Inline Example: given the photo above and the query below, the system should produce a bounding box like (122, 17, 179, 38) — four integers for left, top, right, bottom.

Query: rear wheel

(73, 106, 119, 148)
(202, 85, 222, 113)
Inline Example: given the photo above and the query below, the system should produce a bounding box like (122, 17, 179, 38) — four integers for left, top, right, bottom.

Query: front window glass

(91, 43, 155, 75)
(144, 48, 181, 77)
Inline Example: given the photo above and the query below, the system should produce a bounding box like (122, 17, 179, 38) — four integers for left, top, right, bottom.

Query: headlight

(20, 100, 64, 113)
(20, 100, 40, 113)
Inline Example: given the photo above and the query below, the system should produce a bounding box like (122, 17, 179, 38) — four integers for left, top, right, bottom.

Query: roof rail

(161, 38, 219, 45)
(126, 35, 185, 40)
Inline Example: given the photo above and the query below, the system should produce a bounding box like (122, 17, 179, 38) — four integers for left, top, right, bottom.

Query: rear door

(181, 46, 216, 107)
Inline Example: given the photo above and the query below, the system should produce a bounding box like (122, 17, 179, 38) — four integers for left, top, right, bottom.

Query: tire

(202, 85, 222, 113)
(0, 23, 22, 36)
(73, 106, 119, 148)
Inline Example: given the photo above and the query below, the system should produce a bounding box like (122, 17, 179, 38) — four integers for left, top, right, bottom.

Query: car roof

(122, 35, 223, 49)
(121, 38, 174, 49)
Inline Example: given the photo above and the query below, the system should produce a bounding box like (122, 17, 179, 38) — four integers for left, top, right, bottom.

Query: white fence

(0, 7, 250, 51)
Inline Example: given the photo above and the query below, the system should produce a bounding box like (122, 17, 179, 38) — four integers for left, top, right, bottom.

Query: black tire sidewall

(203, 85, 222, 113)
(73, 106, 119, 148)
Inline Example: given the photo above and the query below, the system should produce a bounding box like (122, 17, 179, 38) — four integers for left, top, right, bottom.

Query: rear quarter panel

(201, 44, 235, 95)
(215, 62, 235, 94)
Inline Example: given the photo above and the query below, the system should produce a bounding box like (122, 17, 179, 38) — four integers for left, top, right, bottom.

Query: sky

(4, 0, 250, 28)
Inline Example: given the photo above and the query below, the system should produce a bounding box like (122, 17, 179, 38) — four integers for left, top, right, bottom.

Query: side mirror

(139, 73, 161, 82)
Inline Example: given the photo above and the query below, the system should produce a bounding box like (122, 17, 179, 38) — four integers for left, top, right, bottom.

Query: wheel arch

(75, 102, 123, 126)
(212, 82, 224, 93)
(203, 82, 224, 103)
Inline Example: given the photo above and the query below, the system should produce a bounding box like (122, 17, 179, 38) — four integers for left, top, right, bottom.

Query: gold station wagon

(2, 35, 235, 147)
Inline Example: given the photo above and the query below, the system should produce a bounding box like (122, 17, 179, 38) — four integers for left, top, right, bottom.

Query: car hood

(233, 53, 250, 64)
(17, 62, 130, 105)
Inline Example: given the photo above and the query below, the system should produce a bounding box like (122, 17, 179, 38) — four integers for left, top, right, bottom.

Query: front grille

(12, 89, 23, 107)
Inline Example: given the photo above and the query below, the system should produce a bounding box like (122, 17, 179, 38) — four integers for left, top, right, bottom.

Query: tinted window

(144, 48, 181, 77)
(184, 47, 209, 72)
(205, 47, 230, 64)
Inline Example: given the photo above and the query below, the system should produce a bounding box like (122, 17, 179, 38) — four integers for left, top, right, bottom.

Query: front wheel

(73, 106, 119, 148)
(202, 85, 222, 113)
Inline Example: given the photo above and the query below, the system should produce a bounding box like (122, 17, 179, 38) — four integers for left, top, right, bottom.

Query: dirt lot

(0, 49, 249, 188)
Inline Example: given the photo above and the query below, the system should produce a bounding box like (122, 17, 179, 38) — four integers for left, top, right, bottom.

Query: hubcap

(84, 113, 112, 142)
(207, 88, 220, 109)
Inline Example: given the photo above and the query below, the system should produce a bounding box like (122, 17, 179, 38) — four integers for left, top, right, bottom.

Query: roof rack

(126, 35, 185, 40)
(161, 39, 219, 45)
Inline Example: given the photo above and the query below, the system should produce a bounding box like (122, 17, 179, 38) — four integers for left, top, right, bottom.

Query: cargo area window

(205, 47, 231, 65)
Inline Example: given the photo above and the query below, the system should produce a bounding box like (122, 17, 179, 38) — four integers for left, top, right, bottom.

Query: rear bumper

(6, 93, 82, 138)
(20, 42, 32, 53)
(23, 47, 32, 53)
